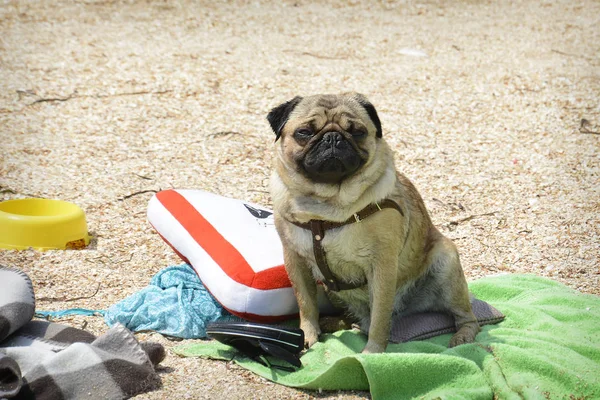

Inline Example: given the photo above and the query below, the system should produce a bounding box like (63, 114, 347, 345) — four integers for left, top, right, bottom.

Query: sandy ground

(1, 0, 598, 398)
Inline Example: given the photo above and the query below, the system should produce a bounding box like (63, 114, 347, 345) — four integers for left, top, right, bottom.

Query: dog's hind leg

(427, 235, 480, 347)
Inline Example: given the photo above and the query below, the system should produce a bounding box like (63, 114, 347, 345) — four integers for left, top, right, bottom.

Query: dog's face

(267, 93, 382, 184)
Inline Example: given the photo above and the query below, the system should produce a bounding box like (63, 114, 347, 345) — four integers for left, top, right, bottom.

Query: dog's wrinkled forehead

(292, 94, 375, 131)
(293, 94, 351, 115)
(294, 96, 359, 125)
(267, 93, 382, 140)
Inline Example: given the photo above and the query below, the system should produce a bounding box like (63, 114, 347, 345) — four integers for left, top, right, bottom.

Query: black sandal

(206, 322, 304, 371)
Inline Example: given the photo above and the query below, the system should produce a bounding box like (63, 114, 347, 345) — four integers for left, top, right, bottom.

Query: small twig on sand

(134, 173, 154, 180)
(119, 189, 159, 200)
(30, 95, 74, 104)
(27, 89, 173, 106)
(283, 49, 348, 60)
(551, 49, 596, 63)
(446, 211, 498, 227)
(301, 51, 347, 60)
(96, 89, 172, 98)
(0, 186, 17, 194)
(248, 189, 269, 194)
(37, 282, 101, 302)
(207, 131, 243, 138)
(579, 119, 600, 135)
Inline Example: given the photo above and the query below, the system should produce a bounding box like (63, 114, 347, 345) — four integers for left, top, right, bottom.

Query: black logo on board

(243, 204, 273, 219)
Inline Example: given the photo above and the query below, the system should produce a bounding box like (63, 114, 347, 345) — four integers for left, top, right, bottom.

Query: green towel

(174, 274, 600, 399)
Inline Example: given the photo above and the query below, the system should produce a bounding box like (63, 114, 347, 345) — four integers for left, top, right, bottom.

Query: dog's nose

(323, 131, 343, 147)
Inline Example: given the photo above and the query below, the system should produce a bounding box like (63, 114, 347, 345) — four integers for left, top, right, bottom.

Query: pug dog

(267, 93, 479, 354)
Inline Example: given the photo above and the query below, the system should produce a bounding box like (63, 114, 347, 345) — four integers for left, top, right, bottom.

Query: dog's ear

(267, 96, 303, 141)
(354, 94, 382, 138)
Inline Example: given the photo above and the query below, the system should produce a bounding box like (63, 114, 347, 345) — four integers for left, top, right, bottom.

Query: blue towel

(105, 264, 234, 338)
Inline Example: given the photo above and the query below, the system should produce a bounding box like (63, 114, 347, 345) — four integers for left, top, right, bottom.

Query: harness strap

(290, 199, 404, 292)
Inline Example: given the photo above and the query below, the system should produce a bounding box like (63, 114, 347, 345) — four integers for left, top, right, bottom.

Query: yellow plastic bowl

(0, 198, 90, 250)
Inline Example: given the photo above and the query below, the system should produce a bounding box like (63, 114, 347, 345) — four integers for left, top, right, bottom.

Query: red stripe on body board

(150, 221, 298, 322)
(155, 190, 292, 290)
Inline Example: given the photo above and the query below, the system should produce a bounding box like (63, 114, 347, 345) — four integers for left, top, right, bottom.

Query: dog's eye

(294, 128, 313, 138)
(351, 129, 367, 138)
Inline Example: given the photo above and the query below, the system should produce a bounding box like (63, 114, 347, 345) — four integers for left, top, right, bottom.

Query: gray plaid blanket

(0, 266, 165, 399)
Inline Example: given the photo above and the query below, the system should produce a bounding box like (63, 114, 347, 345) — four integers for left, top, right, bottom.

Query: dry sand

(1, 0, 598, 398)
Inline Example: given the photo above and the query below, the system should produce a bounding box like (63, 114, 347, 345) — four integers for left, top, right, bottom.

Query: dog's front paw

(449, 323, 479, 347)
(361, 340, 386, 354)
(300, 321, 321, 349)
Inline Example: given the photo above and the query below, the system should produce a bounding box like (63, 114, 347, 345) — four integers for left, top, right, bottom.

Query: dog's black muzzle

(302, 131, 363, 184)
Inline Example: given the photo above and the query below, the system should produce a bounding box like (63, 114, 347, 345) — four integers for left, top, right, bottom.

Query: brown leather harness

(289, 199, 404, 292)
